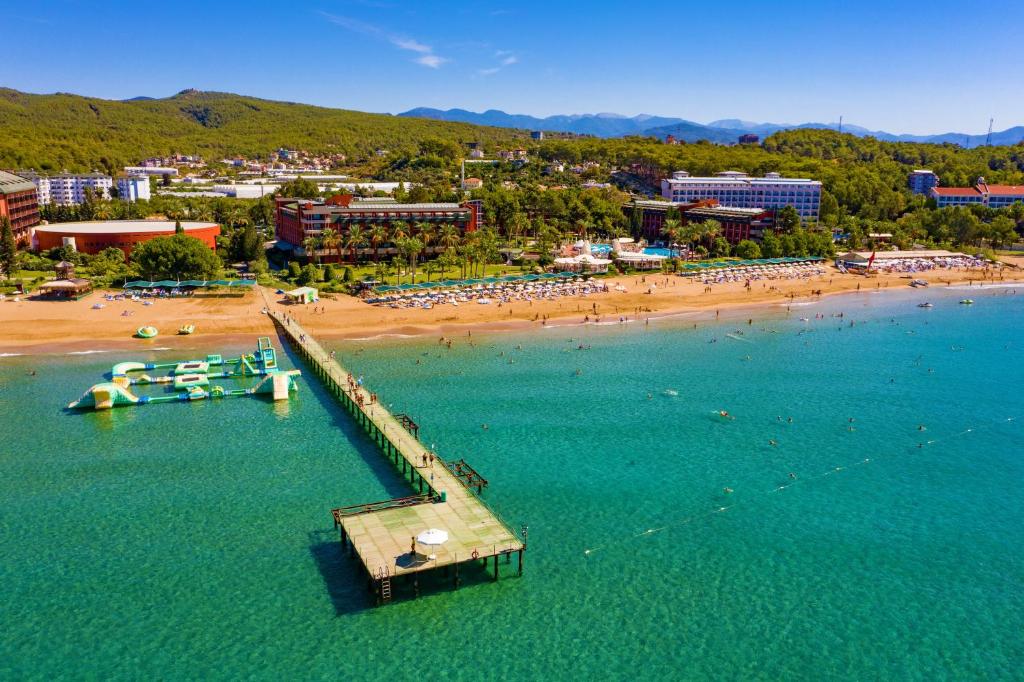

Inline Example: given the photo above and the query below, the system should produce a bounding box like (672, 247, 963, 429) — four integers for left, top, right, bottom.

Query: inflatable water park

(68, 337, 301, 410)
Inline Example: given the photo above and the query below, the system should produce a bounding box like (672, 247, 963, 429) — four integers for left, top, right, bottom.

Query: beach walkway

(267, 308, 525, 604)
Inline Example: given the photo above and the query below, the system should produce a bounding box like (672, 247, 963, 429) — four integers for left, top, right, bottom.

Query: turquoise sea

(2, 285, 1023, 680)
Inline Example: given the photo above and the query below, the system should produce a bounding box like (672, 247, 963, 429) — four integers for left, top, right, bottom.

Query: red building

(0, 170, 41, 246)
(275, 194, 478, 262)
(34, 220, 220, 257)
(623, 199, 719, 241)
(682, 205, 775, 244)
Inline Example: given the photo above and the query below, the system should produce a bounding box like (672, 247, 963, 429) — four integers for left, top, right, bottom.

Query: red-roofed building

(930, 177, 1024, 208)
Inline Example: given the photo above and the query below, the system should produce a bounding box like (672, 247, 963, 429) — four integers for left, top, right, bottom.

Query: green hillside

(0, 88, 525, 173)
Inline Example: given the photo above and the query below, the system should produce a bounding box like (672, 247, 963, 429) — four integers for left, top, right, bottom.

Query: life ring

(471, 549, 479, 560)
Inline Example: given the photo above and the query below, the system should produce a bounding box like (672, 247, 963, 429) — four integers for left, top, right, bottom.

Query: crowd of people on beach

(364, 279, 611, 309)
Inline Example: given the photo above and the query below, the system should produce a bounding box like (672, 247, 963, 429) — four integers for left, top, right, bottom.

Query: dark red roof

(980, 184, 1024, 196)
(931, 187, 981, 196)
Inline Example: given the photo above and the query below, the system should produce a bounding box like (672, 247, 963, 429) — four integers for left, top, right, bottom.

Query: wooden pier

(268, 310, 525, 604)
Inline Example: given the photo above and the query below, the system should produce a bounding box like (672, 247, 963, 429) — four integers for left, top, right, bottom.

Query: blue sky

(3, 0, 1023, 135)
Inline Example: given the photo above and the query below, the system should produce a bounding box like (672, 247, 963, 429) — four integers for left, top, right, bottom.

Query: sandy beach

(1, 260, 1021, 353)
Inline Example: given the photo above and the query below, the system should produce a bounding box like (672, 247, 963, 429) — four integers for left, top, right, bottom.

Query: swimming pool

(590, 243, 680, 258)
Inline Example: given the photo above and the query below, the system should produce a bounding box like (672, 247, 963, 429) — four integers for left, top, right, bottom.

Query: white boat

(917, 302, 933, 308)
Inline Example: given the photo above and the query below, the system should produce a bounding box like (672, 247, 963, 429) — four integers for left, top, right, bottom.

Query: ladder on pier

(376, 566, 393, 603)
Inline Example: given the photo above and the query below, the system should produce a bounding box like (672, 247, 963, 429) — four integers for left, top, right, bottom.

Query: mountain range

(399, 108, 1024, 148)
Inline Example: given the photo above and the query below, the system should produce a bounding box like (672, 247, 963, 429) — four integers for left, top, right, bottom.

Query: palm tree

(416, 221, 436, 257)
(439, 223, 461, 250)
(390, 220, 409, 244)
(303, 235, 321, 265)
(369, 224, 389, 264)
(345, 225, 365, 264)
(319, 227, 341, 264)
(661, 218, 682, 248)
(699, 220, 722, 251)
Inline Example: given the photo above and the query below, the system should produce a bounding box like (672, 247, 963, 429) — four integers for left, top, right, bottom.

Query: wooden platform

(268, 309, 525, 602)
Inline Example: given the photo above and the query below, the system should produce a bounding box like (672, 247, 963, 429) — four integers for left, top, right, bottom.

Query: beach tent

(285, 286, 318, 304)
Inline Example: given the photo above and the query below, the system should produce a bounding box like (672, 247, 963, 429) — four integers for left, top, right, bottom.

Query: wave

(343, 333, 420, 341)
(66, 350, 110, 355)
(943, 284, 1021, 291)
(0, 352, 25, 358)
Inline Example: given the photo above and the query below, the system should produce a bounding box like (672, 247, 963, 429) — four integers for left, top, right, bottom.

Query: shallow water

(2, 286, 1023, 680)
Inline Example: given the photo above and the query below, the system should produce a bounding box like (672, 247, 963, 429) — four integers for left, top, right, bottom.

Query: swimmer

(723, 487, 733, 494)
(769, 439, 778, 446)
(647, 393, 652, 400)
(788, 472, 797, 480)
(481, 424, 489, 430)
(918, 424, 926, 431)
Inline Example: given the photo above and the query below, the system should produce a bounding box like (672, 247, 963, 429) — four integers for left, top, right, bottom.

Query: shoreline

(1, 264, 1021, 354)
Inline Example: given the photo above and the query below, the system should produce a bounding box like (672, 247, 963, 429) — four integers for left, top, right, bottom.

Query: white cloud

(500, 55, 518, 66)
(392, 37, 432, 54)
(416, 55, 449, 69)
(320, 11, 448, 68)
(477, 67, 501, 76)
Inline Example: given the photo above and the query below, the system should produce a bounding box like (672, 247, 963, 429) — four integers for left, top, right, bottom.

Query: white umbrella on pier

(416, 528, 449, 561)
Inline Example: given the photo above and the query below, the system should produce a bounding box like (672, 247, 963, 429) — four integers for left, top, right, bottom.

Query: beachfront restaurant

(614, 251, 667, 271)
(35, 278, 93, 300)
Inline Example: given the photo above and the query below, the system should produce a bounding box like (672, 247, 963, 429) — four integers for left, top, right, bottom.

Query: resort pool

(590, 243, 680, 258)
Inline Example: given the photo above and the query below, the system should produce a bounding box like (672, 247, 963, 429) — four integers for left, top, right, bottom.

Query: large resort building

(625, 199, 774, 244)
(929, 177, 1024, 208)
(275, 195, 478, 262)
(0, 170, 41, 245)
(661, 170, 822, 222)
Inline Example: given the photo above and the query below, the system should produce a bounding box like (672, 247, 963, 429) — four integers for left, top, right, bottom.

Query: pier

(268, 310, 525, 604)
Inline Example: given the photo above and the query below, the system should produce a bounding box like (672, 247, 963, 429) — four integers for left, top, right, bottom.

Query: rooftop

(931, 187, 981, 196)
(34, 220, 218, 234)
(0, 170, 37, 195)
(685, 206, 773, 219)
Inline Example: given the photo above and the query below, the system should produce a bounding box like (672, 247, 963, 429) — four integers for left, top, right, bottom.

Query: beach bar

(267, 309, 525, 605)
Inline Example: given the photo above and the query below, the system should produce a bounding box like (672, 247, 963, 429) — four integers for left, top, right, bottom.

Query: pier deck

(268, 309, 524, 599)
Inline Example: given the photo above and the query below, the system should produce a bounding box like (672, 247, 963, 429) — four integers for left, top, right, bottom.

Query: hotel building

(117, 175, 151, 202)
(908, 170, 939, 195)
(275, 194, 478, 262)
(929, 177, 1024, 208)
(661, 171, 821, 222)
(22, 172, 113, 205)
(0, 170, 41, 245)
(624, 199, 774, 244)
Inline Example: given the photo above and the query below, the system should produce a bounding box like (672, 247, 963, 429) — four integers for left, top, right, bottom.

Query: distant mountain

(399, 107, 692, 138)
(400, 107, 1024, 148)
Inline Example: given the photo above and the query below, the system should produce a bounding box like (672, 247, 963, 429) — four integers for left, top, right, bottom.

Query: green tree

(761, 231, 783, 258)
(287, 260, 301, 279)
(229, 225, 263, 262)
(131, 234, 221, 280)
(711, 237, 731, 258)
(776, 206, 801, 233)
(0, 216, 16, 278)
(296, 263, 321, 286)
(734, 239, 761, 259)
(276, 177, 320, 199)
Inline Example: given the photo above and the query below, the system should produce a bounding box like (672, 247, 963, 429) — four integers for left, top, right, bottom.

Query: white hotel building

(24, 172, 113, 206)
(661, 171, 822, 222)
